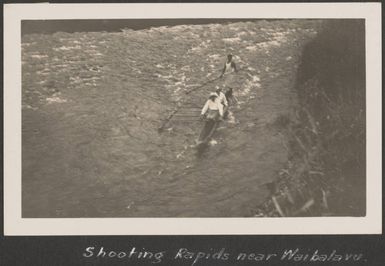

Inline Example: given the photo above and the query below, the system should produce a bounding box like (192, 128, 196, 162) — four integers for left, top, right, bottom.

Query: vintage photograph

(21, 18, 366, 218)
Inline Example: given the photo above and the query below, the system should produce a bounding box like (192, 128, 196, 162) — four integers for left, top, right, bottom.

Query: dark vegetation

(255, 20, 366, 217)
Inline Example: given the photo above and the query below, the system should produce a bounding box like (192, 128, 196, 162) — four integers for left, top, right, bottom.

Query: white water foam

(209, 139, 218, 146)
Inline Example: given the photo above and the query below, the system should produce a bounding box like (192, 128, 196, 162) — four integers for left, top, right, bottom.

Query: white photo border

(4, 3, 382, 235)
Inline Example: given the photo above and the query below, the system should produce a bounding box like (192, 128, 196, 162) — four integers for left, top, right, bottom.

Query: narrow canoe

(196, 118, 219, 146)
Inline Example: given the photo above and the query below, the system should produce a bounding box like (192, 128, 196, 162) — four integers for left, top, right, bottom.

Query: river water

(22, 20, 321, 217)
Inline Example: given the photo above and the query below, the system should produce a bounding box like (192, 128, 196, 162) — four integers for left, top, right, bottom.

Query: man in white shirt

(200, 92, 223, 120)
(219, 54, 238, 89)
(219, 54, 237, 78)
(215, 86, 228, 108)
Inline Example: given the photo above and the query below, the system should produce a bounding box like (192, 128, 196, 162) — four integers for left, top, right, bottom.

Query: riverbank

(253, 20, 366, 217)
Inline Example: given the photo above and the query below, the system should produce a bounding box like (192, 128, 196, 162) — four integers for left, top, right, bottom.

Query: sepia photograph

(21, 18, 366, 218)
(4, 3, 381, 235)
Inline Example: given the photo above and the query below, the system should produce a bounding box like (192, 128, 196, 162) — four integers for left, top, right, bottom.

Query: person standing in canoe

(219, 54, 238, 89)
(215, 86, 228, 108)
(215, 86, 229, 118)
(224, 87, 238, 105)
(200, 92, 224, 120)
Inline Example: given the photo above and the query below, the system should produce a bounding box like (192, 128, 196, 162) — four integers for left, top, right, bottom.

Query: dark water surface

(22, 20, 321, 217)
(22, 19, 262, 35)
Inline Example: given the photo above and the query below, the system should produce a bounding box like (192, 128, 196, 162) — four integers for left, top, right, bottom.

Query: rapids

(22, 20, 321, 217)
